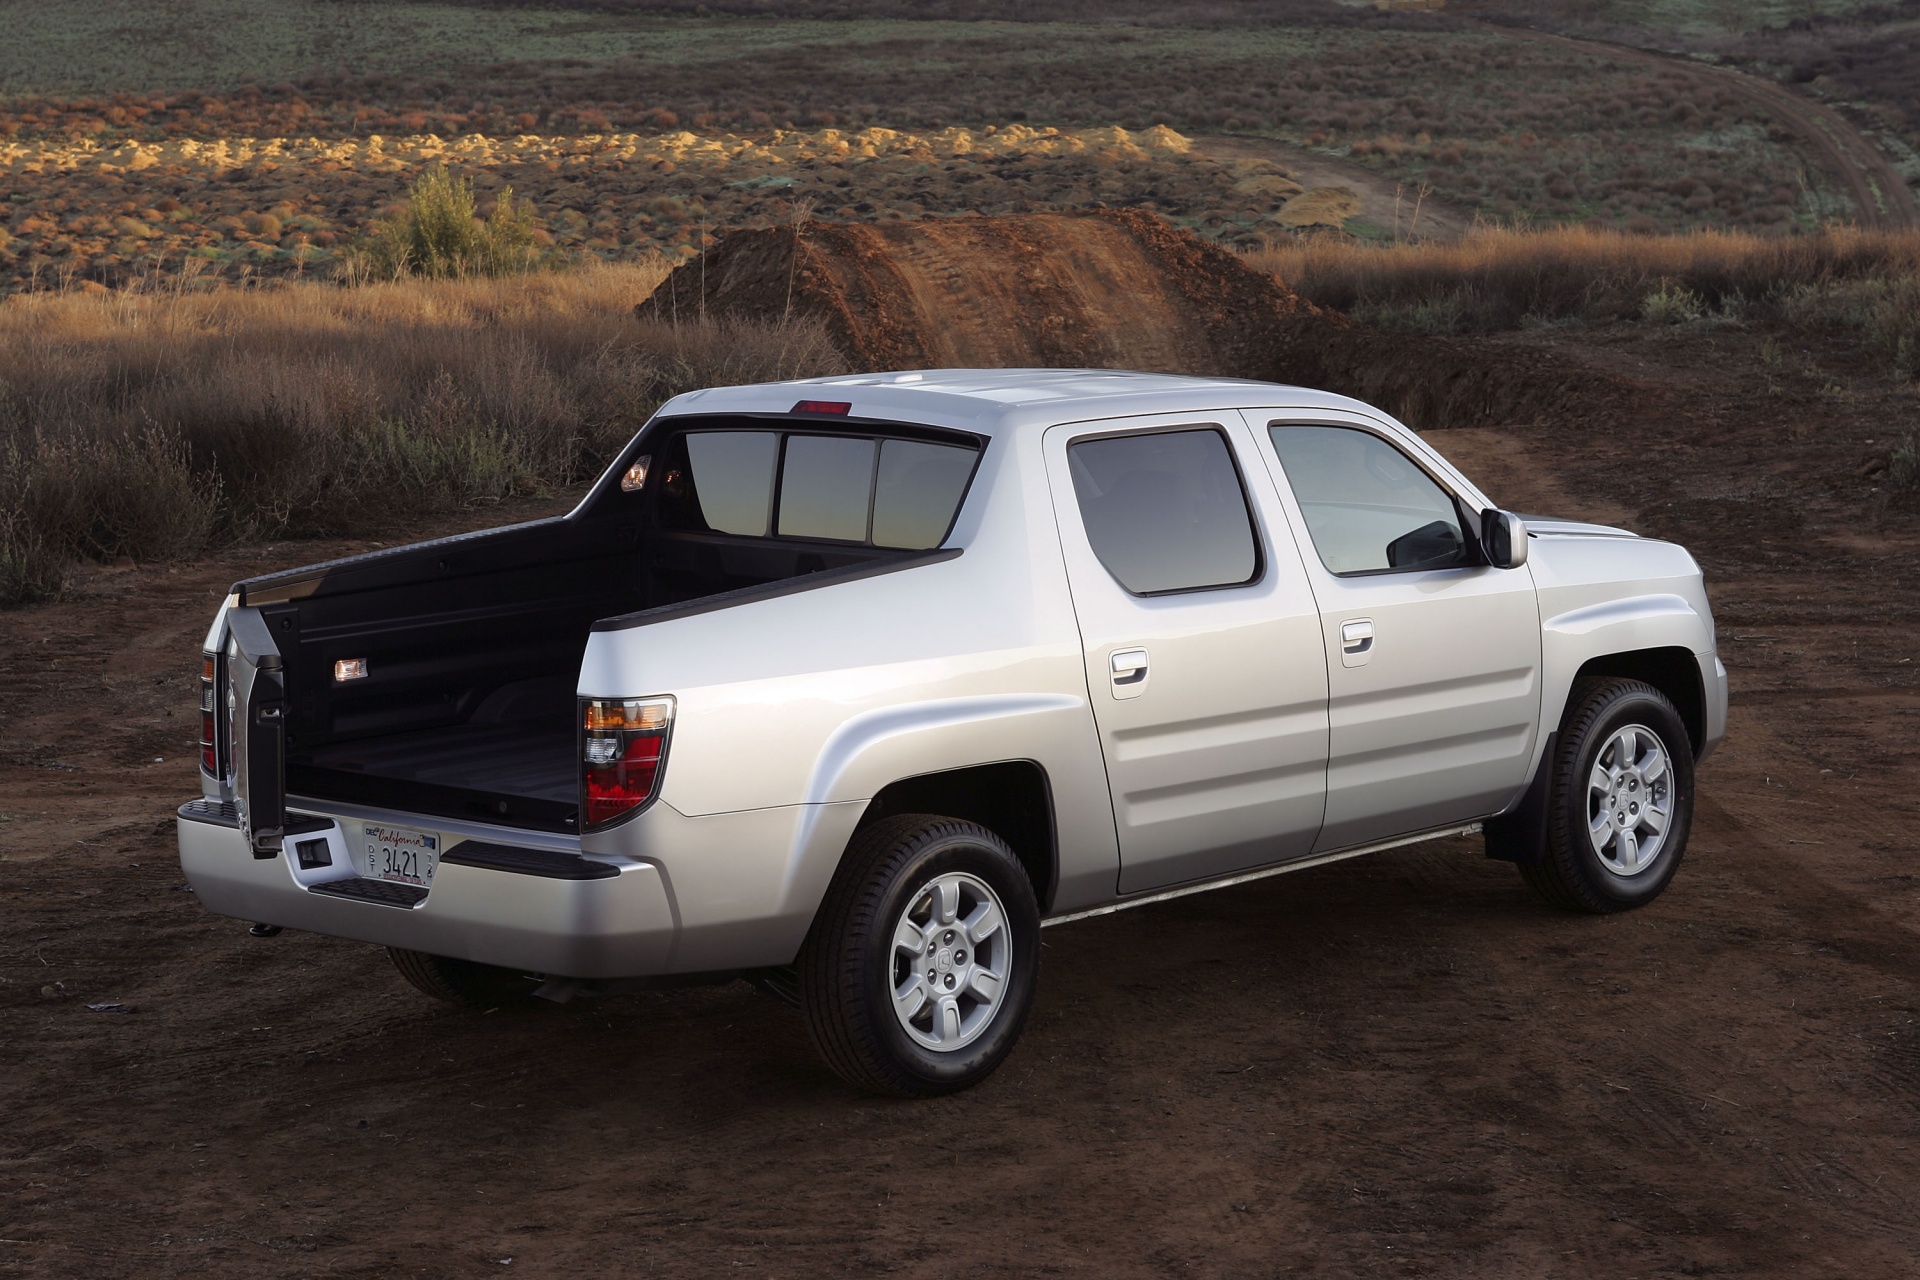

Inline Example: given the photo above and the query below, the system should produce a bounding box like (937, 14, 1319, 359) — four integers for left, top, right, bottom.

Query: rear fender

(800, 694, 1119, 916)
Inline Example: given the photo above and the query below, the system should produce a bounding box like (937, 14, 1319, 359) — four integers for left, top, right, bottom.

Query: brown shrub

(1248, 225, 1920, 333)
(0, 261, 845, 605)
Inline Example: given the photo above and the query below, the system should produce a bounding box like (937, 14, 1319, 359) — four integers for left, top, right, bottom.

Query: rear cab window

(654, 420, 982, 552)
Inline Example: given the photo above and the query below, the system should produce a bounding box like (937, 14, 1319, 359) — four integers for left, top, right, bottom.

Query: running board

(1041, 822, 1484, 929)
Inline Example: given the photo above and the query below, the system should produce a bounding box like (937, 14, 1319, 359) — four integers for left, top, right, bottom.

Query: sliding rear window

(660, 429, 980, 550)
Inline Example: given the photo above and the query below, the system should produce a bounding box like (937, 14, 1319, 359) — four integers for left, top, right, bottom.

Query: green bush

(1352, 288, 1474, 335)
(348, 168, 546, 281)
(1640, 280, 1705, 325)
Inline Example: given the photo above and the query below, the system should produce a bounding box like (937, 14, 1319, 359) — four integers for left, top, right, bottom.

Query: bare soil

(2, 315, 1918, 1275)
(640, 210, 1328, 377)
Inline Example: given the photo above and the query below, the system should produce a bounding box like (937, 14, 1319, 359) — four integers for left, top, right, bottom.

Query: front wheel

(1521, 678, 1695, 913)
(799, 814, 1040, 1097)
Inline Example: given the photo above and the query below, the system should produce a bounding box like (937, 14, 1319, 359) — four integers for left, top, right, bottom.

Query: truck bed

(236, 414, 941, 836)
(292, 722, 578, 831)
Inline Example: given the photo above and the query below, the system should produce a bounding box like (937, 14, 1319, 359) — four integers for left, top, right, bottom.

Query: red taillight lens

(791, 399, 851, 415)
(581, 697, 674, 829)
(199, 652, 219, 775)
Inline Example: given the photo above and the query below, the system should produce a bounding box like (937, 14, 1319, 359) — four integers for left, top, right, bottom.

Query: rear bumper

(177, 790, 867, 978)
(177, 804, 676, 979)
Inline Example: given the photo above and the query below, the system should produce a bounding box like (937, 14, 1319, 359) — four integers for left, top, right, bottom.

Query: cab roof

(655, 368, 1396, 436)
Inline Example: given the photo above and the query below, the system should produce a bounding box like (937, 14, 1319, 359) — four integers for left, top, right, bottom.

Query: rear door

(1244, 411, 1541, 852)
(1043, 414, 1329, 894)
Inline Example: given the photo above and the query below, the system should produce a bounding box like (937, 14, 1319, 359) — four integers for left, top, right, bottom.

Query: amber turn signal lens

(334, 658, 368, 682)
(621, 454, 652, 493)
(583, 698, 670, 732)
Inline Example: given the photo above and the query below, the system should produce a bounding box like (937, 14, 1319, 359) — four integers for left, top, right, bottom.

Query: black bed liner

(291, 724, 578, 832)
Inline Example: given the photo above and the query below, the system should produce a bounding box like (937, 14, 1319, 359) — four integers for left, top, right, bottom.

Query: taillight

(199, 653, 218, 774)
(581, 696, 674, 828)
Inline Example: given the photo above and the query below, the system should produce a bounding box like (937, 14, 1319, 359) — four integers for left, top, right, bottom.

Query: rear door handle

(1340, 619, 1374, 667)
(1110, 648, 1149, 697)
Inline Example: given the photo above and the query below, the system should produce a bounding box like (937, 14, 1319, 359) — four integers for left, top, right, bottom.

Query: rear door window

(1066, 427, 1260, 594)
(1267, 424, 1472, 575)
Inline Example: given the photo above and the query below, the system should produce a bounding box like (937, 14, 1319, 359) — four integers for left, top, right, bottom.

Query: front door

(1044, 415, 1330, 894)
(1245, 412, 1542, 852)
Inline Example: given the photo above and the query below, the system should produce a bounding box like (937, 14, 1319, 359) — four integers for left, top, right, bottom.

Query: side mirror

(1480, 509, 1529, 570)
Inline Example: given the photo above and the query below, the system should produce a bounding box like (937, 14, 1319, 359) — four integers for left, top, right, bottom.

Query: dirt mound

(638, 208, 1643, 432)
(638, 208, 1334, 378)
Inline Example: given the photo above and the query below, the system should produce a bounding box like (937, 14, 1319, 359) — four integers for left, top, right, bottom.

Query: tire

(799, 813, 1040, 1097)
(388, 948, 541, 1008)
(1521, 677, 1695, 914)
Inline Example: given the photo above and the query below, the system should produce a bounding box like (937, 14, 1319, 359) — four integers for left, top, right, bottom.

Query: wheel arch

(1490, 645, 1703, 867)
(853, 761, 1058, 914)
(1569, 646, 1705, 758)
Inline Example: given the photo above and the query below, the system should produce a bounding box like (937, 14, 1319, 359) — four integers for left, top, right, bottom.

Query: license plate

(361, 824, 439, 888)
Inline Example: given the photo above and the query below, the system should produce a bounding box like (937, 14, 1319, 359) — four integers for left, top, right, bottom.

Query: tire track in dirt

(1469, 19, 1920, 229)
(1186, 134, 1482, 242)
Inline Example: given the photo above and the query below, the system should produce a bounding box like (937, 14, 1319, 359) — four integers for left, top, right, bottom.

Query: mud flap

(1485, 732, 1555, 865)
(226, 607, 286, 858)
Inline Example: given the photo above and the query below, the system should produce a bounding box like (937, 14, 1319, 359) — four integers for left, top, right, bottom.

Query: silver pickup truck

(178, 369, 1725, 1095)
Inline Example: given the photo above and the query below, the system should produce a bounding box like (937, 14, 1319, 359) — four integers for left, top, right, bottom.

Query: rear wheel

(1521, 678, 1695, 913)
(799, 814, 1040, 1097)
(388, 948, 541, 1008)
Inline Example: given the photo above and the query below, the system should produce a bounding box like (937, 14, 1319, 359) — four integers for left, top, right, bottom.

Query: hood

(1519, 514, 1639, 539)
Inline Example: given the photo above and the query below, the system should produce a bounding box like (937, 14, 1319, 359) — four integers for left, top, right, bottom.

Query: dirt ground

(2, 317, 1918, 1277)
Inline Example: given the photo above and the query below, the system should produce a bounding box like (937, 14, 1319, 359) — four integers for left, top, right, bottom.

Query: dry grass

(0, 124, 1261, 291)
(1250, 225, 1920, 337)
(0, 261, 845, 605)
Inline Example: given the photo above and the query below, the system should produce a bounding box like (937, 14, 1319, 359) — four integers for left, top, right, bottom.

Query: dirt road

(1471, 19, 1920, 230)
(1188, 135, 1482, 242)
(2, 324, 1917, 1275)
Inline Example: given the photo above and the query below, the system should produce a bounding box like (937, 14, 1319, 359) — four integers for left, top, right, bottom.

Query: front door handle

(1340, 619, 1374, 668)
(1110, 648, 1149, 698)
